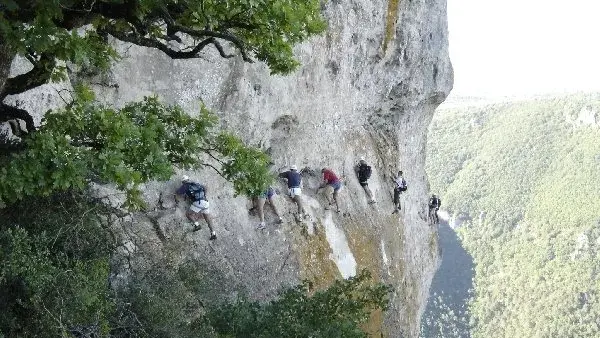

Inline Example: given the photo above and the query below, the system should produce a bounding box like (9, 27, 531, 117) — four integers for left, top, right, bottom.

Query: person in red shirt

(317, 168, 342, 212)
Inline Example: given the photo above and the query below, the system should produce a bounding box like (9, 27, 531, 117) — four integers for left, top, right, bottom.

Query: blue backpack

(186, 183, 206, 201)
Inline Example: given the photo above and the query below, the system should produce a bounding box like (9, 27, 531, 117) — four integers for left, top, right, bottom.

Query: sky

(448, 0, 600, 98)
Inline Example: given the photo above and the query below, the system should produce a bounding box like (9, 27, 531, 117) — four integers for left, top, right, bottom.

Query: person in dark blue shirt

(175, 175, 217, 240)
(278, 165, 307, 218)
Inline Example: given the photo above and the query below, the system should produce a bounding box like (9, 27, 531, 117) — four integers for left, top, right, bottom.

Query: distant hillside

(426, 93, 600, 337)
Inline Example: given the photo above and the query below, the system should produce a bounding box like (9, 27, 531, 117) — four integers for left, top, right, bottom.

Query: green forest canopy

(426, 93, 600, 337)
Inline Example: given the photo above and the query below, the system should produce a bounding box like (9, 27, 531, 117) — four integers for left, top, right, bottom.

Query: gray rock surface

(6, 0, 452, 336)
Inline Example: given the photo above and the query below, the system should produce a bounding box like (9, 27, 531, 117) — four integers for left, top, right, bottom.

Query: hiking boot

(209, 232, 217, 240)
(276, 218, 284, 224)
(192, 221, 201, 232)
(324, 205, 330, 210)
(257, 222, 266, 230)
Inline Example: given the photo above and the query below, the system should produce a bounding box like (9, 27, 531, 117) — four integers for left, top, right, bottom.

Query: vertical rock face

(98, 0, 452, 337)
(8, 0, 452, 336)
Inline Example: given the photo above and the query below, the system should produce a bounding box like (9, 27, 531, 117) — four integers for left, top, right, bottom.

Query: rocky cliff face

(8, 0, 452, 336)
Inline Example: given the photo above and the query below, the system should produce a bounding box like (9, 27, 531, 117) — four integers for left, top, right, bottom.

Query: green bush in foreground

(208, 269, 392, 338)
(1, 192, 392, 337)
(0, 192, 116, 337)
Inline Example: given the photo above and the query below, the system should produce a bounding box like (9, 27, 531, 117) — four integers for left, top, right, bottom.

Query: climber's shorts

(359, 181, 368, 187)
(329, 181, 342, 192)
(289, 187, 302, 198)
(190, 199, 210, 214)
(393, 188, 401, 205)
(260, 187, 275, 199)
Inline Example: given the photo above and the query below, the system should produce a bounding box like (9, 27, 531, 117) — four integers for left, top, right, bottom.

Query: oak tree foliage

(0, 0, 326, 101)
(0, 86, 273, 208)
(0, 0, 326, 205)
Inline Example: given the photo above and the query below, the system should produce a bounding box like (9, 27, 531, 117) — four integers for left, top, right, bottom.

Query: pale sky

(448, 0, 600, 97)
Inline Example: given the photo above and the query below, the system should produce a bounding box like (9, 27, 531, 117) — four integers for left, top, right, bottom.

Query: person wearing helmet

(317, 168, 342, 212)
(278, 165, 307, 218)
(175, 175, 217, 240)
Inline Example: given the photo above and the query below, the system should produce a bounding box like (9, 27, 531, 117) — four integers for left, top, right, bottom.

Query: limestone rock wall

(8, 0, 452, 336)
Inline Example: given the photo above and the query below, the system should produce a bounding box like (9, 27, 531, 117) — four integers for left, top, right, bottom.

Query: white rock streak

(381, 239, 389, 265)
(322, 213, 357, 278)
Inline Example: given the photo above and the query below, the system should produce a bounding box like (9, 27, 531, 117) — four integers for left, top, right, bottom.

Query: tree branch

(170, 24, 253, 62)
(200, 162, 225, 178)
(202, 149, 226, 166)
(1, 53, 55, 99)
(60, 0, 97, 13)
(100, 25, 216, 60)
(72, 140, 104, 150)
(212, 39, 235, 59)
(0, 103, 36, 133)
(9, 1, 253, 64)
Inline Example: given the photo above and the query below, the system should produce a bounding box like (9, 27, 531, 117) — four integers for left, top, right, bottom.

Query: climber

(355, 157, 376, 204)
(429, 194, 441, 224)
(175, 175, 217, 240)
(391, 170, 407, 214)
(317, 168, 342, 212)
(252, 186, 284, 230)
(278, 165, 307, 218)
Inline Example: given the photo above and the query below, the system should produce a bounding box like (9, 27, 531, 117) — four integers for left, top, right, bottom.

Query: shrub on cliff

(0, 192, 116, 337)
(0, 86, 273, 209)
(207, 269, 393, 338)
(0, 192, 393, 337)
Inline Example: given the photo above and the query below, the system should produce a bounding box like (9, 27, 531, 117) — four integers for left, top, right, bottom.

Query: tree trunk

(0, 43, 15, 97)
(0, 44, 36, 134)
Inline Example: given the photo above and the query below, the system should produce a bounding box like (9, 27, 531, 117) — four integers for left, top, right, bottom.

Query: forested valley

(426, 93, 600, 337)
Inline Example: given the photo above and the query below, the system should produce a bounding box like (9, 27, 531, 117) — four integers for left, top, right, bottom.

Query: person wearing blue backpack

(176, 175, 217, 240)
